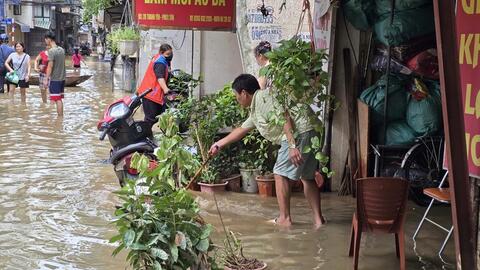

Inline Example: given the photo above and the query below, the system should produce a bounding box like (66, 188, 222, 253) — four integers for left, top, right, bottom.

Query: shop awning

(15, 21, 30, 33)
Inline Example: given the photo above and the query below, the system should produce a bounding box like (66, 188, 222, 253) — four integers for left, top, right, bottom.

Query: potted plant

(237, 132, 263, 194)
(198, 167, 228, 194)
(110, 113, 217, 269)
(107, 27, 140, 56)
(253, 134, 277, 197)
(211, 84, 247, 192)
(179, 83, 248, 193)
(261, 38, 335, 177)
(220, 231, 267, 270)
(211, 147, 242, 192)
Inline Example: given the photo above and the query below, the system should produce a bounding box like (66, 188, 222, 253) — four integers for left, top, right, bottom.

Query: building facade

(2, 0, 82, 56)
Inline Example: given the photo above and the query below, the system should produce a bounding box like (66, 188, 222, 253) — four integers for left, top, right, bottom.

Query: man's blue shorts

(49, 80, 65, 101)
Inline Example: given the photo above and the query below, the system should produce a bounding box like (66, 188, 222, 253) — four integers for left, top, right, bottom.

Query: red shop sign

(134, 0, 236, 31)
(456, 0, 480, 177)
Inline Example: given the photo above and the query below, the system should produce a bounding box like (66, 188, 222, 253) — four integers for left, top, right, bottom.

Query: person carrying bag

(5, 42, 31, 103)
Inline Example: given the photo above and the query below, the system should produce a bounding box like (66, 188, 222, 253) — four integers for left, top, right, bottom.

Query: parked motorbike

(98, 88, 156, 186)
(98, 71, 191, 186)
(80, 43, 91, 56)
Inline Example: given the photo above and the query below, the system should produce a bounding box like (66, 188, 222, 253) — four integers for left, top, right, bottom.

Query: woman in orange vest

(137, 44, 173, 127)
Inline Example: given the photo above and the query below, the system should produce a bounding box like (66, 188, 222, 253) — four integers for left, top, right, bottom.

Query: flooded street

(0, 59, 456, 269)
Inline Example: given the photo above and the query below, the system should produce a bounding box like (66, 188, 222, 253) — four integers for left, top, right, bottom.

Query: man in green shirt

(209, 74, 324, 228)
(44, 32, 66, 117)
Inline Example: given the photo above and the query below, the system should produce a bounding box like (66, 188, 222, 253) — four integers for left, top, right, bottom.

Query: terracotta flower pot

(198, 182, 228, 194)
(188, 181, 201, 192)
(224, 262, 267, 270)
(256, 175, 276, 197)
(222, 174, 242, 192)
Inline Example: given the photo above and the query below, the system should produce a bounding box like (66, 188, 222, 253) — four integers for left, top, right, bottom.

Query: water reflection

(0, 59, 456, 270)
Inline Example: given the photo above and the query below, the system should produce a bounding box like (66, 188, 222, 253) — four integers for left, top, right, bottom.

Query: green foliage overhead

(82, 0, 114, 22)
(261, 38, 334, 176)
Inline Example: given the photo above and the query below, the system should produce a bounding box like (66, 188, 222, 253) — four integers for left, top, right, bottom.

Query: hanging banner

(456, 1, 480, 177)
(313, 0, 334, 72)
(134, 0, 236, 31)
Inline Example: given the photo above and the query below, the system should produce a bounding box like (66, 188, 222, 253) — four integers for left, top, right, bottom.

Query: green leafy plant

(261, 38, 334, 175)
(82, 0, 115, 22)
(169, 70, 202, 98)
(110, 113, 218, 269)
(200, 168, 219, 185)
(213, 84, 247, 129)
(107, 27, 140, 54)
(239, 130, 276, 175)
(111, 180, 214, 269)
(178, 83, 247, 182)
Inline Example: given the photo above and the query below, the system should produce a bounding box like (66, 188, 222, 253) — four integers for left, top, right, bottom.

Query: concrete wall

(236, 0, 311, 75)
(200, 31, 243, 95)
(138, 29, 243, 97)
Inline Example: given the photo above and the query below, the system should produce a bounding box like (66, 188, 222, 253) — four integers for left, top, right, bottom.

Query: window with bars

(13, 5, 21, 16)
(34, 5, 50, 18)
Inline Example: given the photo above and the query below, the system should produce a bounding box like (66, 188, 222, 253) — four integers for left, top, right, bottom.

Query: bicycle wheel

(397, 137, 446, 206)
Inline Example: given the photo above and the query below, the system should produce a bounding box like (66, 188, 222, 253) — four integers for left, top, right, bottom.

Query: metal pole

(382, 0, 396, 145)
(433, 0, 476, 268)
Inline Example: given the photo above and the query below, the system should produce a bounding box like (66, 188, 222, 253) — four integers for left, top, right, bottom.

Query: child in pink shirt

(72, 48, 84, 72)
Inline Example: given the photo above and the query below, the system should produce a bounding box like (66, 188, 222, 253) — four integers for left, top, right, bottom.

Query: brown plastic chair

(348, 177, 409, 270)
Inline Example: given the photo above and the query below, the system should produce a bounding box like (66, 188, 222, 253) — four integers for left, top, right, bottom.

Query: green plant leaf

(153, 261, 163, 270)
(148, 234, 168, 246)
(123, 229, 135, 247)
(151, 248, 169, 260)
(109, 234, 122, 244)
(170, 245, 179, 262)
(131, 243, 147, 250)
(112, 243, 125, 257)
(196, 238, 209, 252)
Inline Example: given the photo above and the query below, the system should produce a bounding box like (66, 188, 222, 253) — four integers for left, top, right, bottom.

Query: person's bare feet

(269, 217, 292, 227)
(313, 216, 326, 230)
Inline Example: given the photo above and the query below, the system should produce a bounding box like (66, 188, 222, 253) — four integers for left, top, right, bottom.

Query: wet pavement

(0, 59, 456, 269)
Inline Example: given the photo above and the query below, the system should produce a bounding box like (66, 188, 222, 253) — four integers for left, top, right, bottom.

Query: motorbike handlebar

(137, 88, 153, 100)
(99, 128, 108, 141)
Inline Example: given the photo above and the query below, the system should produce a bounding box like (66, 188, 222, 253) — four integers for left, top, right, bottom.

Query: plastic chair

(348, 177, 409, 270)
(412, 172, 453, 258)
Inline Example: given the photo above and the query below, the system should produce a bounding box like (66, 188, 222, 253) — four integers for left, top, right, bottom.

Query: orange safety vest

(137, 54, 169, 105)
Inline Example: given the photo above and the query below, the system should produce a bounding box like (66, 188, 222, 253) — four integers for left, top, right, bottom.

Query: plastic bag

(385, 120, 418, 145)
(375, 0, 432, 16)
(374, 5, 435, 46)
(342, 0, 375, 31)
(360, 74, 409, 127)
(407, 49, 439, 80)
(406, 81, 442, 135)
(6, 70, 19, 84)
(370, 51, 412, 75)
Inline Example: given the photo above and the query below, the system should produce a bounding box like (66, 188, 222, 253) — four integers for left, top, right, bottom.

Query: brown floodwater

(0, 59, 456, 269)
